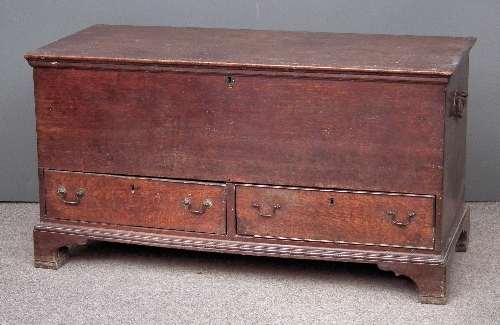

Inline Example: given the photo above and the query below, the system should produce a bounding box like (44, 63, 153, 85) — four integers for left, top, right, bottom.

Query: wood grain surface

(236, 185, 435, 249)
(44, 170, 227, 234)
(35, 68, 445, 194)
(25, 25, 475, 76)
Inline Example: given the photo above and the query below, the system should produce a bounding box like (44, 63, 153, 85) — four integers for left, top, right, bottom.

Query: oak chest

(25, 25, 475, 304)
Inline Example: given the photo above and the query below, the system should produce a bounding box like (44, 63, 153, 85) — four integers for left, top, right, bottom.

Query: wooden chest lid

(25, 24, 475, 76)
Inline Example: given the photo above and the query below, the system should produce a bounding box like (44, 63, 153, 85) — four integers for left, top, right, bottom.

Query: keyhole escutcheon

(225, 76, 235, 88)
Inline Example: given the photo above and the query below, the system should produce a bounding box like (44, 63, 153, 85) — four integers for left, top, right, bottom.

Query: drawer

(236, 185, 435, 249)
(44, 170, 226, 234)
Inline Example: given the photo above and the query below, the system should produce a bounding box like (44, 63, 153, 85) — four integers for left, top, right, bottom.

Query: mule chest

(25, 25, 475, 304)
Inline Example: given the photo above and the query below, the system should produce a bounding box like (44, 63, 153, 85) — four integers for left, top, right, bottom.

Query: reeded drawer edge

(42, 169, 227, 187)
(235, 182, 436, 198)
(245, 234, 434, 251)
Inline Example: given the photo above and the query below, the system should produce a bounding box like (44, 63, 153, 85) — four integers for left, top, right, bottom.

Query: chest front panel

(35, 68, 445, 195)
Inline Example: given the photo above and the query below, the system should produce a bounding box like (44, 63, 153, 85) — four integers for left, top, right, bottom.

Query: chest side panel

(35, 68, 444, 194)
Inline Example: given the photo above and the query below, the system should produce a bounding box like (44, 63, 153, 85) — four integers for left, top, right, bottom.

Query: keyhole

(130, 184, 135, 194)
(329, 198, 335, 206)
(225, 76, 235, 88)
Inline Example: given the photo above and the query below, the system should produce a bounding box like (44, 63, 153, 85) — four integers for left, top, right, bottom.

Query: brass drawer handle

(182, 197, 212, 214)
(386, 211, 415, 226)
(251, 203, 281, 217)
(57, 186, 85, 205)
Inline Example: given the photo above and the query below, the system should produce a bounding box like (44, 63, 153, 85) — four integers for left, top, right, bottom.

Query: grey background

(1, 1, 499, 202)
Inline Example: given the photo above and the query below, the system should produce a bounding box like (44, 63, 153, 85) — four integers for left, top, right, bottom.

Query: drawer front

(35, 68, 444, 194)
(44, 170, 226, 234)
(236, 185, 435, 249)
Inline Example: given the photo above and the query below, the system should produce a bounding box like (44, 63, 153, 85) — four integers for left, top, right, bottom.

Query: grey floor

(1, 202, 499, 325)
